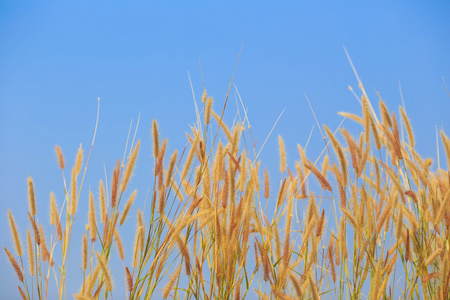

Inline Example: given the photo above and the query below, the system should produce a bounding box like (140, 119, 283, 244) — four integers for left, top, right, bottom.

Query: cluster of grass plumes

(4, 84, 450, 300)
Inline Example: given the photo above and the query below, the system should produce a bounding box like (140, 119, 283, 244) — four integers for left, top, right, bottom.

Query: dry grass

(4, 83, 450, 300)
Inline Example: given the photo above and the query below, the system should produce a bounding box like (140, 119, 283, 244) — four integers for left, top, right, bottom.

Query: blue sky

(1, 1, 449, 298)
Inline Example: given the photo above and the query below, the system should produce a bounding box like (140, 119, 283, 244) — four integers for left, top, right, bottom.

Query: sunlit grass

(4, 81, 450, 300)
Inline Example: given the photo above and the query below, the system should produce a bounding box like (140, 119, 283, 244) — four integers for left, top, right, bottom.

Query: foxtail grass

(4, 79, 450, 300)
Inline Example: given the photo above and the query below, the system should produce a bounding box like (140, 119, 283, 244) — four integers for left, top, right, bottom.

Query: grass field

(5, 79, 450, 300)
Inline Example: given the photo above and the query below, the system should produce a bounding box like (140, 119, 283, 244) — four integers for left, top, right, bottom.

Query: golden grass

(4, 81, 450, 300)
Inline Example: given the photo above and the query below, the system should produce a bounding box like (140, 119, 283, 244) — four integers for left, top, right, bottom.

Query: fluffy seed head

(121, 140, 140, 192)
(341, 128, 359, 173)
(212, 111, 233, 142)
(264, 169, 270, 199)
(305, 161, 332, 192)
(379, 98, 392, 128)
(50, 192, 58, 226)
(70, 167, 77, 215)
(205, 97, 213, 125)
(279, 135, 286, 173)
(27, 177, 36, 216)
(163, 264, 182, 299)
(96, 252, 113, 291)
(82, 233, 88, 271)
(39, 224, 50, 263)
(26, 229, 34, 275)
(309, 273, 320, 300)
(369, 115, 382, 150)
(55, 145, 65, 169)
(436, 190, 450, 225)
(405, 230, 411, 262)
(440, 130, 450, 170)
(152, 119, 159, 159)
(425, 248, 442, 266)
(181, 132, 199, 181)
(125, 266, 133, 291)
(175, 234, 191, 276)
(111, 159, 120, 208)
(120, 190, 137, 226)
(89, 190, 97, 241)
(156, 138, 167, 178)
(4, 247, 23, 282)
(28, 212, 40, 245)
(114, 230, 125, 260)
(56, 217, 63, 241)
(75, 144, 83, 176)
(202, 89, 207, 103)
(8, 210, 22, 257)
(165, 150, 178, 187)
(376, 201, 393, 234)
(283, 217, 291, 266)
(400, 106, 415, 148)
(18, 286, 27, 300)
(316, 209, 325, 237)
(99, 179, 106, 223)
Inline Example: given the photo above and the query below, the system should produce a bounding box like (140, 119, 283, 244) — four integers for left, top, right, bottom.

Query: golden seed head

(99, 179, 106, 223)
(75, 144, 83, 176)
(8, 209, 22, 257)
(125, 266, 133, 291)
(50, 192, 57, 226)
(309, 272, 320, 300)
(114, 230, 125, 260)
(278, 135, 286, 173)
(181, 132, 199, 181)
(400, 106, 415, 148)
(70, 167, 77, 215)
(156, 138, 167, 178)
(211, 110, 233, 142)
(165, 150, 178, 187)
(440, 130, 450, 170)
(26, 229, 34, 276)
(4, 247, 23, 282)
(316, 209, 326, 238)
(27, 177, 36, 216)
(55, 145, 65, 169)
(28, 212, 40, 245)
(405, 230, 411, 262)
(18, 286, 27, 300)
(152, 119, 159, 159)
(163, 264, 182, 299)
(121, 140, 141, 192)
(111, 159, 120, 208)
(264, 169, 270, 199)
(96, 251, 113, 291)
(119, 190, 137, 226)
(202, 89, 207, 103)
(89, 190, 97, 241)
(39, 224, 50, 263)
(205, 97, 213, 125)
(305, 161, 332, 192)
(379, 98, 392, 128)
(82, 233, 88, 271)
(56, 217, 63, 241)
(283, 220, 291, 266)
(425, 248, 442, 266)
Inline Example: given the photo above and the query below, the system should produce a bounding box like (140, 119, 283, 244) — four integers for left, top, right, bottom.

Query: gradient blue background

(1, 1, 449, 299)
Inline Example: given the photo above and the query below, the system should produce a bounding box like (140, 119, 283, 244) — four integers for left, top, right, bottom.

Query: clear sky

(1, 1, 449, 298)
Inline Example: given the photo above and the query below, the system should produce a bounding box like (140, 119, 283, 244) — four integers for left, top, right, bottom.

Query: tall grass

(4, 82, 450, 300)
